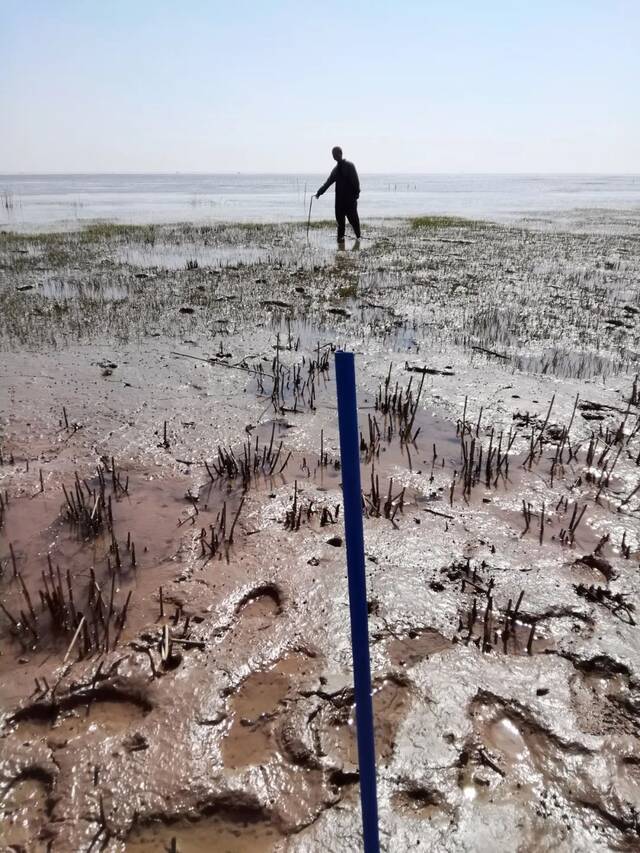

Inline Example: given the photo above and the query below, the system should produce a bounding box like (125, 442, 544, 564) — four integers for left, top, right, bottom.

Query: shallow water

(2, 173, 640, 231)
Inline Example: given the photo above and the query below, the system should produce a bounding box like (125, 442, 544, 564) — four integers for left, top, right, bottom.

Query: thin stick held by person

(316, 146, 361, 244)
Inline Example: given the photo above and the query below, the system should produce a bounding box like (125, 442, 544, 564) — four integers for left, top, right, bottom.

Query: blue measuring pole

(334, 351, 380, 853)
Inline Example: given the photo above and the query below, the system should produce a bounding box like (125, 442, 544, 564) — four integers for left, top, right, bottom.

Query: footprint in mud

(617, 756, 640, 806)
(573, 553, 617, 584)
(465, 691, 586, 795)
(0, 768, 52, 850)
(222, 651, 319, 769)
(392, 783, 450, 820)
(126, 807, 284, 853)
(463, 690, 640, 843)
(55, 699, 149, 741)
(315, 675, 412, 769)
(385, 627, 451, 668)
(9, 686, 152, 743)
(536, 609, 594, 642)
(234, 583, 284, 632)
(456, 719, 541, 809)
(568, 656, 640, 738)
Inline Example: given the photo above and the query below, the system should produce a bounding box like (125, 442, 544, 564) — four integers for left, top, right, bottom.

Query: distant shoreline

(2, 171, 640, 178)
(2, 173, 639, 234)
(2, 209, 640, 239)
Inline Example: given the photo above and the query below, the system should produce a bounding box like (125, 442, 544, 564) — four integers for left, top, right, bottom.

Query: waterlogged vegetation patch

(410, 214, 480, 229)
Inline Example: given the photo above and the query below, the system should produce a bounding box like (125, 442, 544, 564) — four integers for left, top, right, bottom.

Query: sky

(1, 0, 639, 174)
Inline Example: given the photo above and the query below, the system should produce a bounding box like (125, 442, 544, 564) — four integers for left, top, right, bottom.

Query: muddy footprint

(0, 767, 53, 851)
(222, 651, 319, 769)
(234, 583, 284, 632)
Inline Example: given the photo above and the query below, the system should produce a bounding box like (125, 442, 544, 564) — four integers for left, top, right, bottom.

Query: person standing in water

(316, 146, 361, 244)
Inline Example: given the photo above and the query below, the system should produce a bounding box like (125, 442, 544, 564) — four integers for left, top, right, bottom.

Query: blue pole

(334, 350, 380, 853)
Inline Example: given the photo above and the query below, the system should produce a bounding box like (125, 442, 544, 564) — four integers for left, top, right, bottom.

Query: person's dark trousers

(335, 200, 361, 241)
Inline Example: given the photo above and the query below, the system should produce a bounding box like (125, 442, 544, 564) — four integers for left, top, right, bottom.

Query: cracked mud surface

(2, 214, 640, 850)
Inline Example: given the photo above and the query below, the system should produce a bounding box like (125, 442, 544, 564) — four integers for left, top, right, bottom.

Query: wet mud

(126, 809, 284, 853)
(2, 215, 640, 850)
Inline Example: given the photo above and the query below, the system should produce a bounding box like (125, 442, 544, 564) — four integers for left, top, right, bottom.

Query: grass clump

(228, 222, 275, 232)
(410, 215, 475, 230)
(306, 219, 335, 230)
(1, 230, 69, 247)
(80, 222, 158, 243)
(338, 283, 358, 299)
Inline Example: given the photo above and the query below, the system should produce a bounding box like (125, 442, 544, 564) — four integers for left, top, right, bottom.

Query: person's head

(332, 146, 343, 162)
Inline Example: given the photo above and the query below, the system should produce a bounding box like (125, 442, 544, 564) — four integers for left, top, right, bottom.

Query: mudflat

(1, 213, 640, 851)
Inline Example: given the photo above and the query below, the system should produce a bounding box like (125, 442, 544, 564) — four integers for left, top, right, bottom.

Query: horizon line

(1, 171, 639, 178)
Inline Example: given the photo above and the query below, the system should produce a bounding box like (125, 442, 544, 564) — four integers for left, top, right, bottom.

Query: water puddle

(39, 278, 130, 301)
(514, 348, 632, 381)
(117, 244, 276, 270)
(114, 228, 338, 272)
(483, 715, 530, 764)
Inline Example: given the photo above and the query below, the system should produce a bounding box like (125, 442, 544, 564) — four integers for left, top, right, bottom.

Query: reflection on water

(39, 279, 130, 300)
(114, 229, 340, 270)
(118, 244, 273, 270)
(514, 348, 634, 380)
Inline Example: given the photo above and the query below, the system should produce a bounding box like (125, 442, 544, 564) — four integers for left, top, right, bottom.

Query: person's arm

(350, 162, 360, 199)
(316, 166, 337, 198)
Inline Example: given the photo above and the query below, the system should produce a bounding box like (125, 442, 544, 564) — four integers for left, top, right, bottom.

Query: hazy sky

(2, 1, 638, 173)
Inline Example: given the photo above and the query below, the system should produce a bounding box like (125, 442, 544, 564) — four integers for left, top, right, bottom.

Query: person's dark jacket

(317, 160, 360, 204)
